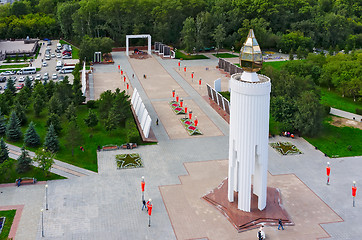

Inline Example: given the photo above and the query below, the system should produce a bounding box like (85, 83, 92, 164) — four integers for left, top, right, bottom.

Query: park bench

(121, 143, 138, 149)
(15, 177, 37, 187)
(102, 145, 119, 151)
(0, 217, 5, 234)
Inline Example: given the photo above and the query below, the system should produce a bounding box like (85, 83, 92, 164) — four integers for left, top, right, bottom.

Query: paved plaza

(1, 52, 361, 240)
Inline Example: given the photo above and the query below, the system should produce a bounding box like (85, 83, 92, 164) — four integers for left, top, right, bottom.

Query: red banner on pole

(352, 186, 357, 197)
(147, 203, 153, 215)
(118, 65, 120, 70)
(121, 70, 123, 75)
(195, 119, 198, 126)
(141, 181, 145, 192)
(326, 166, 331, 176)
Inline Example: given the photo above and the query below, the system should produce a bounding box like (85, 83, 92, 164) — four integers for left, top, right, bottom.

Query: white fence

(131, 88, 152, 138)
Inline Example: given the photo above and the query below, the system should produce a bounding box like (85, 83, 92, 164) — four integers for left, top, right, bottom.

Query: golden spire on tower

(240, 29, 263, 72)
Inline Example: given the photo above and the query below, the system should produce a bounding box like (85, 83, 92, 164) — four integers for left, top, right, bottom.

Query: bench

(121, 143, 138, 149)
(15, 177, 37, 187)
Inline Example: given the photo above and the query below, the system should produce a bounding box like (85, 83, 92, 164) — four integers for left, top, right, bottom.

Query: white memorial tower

(228, 29, 271, 212)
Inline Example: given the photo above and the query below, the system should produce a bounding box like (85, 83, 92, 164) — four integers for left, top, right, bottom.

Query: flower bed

(270, 142, 302, 155)
(180, 118, 202, 136)
(102, 145, 119, 151)
(169, 101, 185, 115)
(116, 153, 143, 169)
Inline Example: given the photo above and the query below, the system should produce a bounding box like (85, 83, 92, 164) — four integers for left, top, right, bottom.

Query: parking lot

(0, 40, 79, 93)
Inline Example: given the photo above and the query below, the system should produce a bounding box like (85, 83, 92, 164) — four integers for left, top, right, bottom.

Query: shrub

(126, 118, 141, 144)
(87, 100, 97, 109)
(356, 108, 362, 115)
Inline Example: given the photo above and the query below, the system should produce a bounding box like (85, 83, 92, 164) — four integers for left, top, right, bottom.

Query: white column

(126, 36, 129, 56)
(148, 36, 152, 55)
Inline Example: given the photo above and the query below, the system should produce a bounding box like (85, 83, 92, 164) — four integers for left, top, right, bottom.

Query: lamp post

(121, 69, 123, 75)
(326, 162, 331, 185)
(178, 60, 180, 71)
(172, 89, 175, 100)
(189, 110, 192, 120)
(45, 184, 48, 210)
(352, 181, 357, 207)
(180, 99, 183, 107)
(147, 199, 153, 227)
(184, 105, 188, 115)
(191, 71, 194, 82)
(124, 75, 126, 85)
(118, 65, 120, 70)
(194, 116, 198, 126)
(141, 176, 145, 202)
(126, 82, 129, 94)
(41, 209, 44, 237)
(176, 95, 179, 103)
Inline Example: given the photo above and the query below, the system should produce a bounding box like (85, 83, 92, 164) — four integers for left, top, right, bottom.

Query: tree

(24, 121, 41, 147)
(33, 149, 54, 176)
(43, 124, 59, 153)
(0, 110, 6, 136)
(0, 137, 9, 164)
(6, 111, 22, 141)
(65, 119, 83, 156)
(213, 24, 226, 55)
(57, 1, 80, 39)
(181, 17, 196, 53)
(294, 91, 324, 136)
(72, 75, 85, 105)
(105, 110, 118, 132)
(6, 78, 16, 94)
(48, 94, 63, 116)
(46, 113, 62, 134)
(13, 100, 27, 125)
(84, 109, 98, 130)
(16, 145, 32, 173)
(65, 102, 77, 121)
(98, 90, 114, 120)
(24, 76, 32, 90)
(33, 94, 46, 117)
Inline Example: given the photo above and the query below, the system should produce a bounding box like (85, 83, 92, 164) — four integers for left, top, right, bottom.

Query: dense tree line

(262, 50, 362, 136)
(0, 0, 361, 53)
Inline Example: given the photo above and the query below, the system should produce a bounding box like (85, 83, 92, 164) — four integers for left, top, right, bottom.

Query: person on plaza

(142, 199, 147, 211)
(278, 219, 284, 230)
(257, 230, 263, 240)
(156, 118, 159, 125)
(16, 178, 22, 187)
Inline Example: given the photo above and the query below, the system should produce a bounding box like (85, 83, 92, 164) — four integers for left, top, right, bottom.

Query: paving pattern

(1, 52, 361, 240)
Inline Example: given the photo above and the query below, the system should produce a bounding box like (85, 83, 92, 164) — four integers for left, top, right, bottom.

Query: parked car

(0, 76, 6, 82)
(35, 74, 42, 80)
(9, 76, 17, 81)
(42, 62, 48, 67)
(62, 55, 72, 59)
(43, 75, 49, 81)
(16, 83, 24, 90)
(28, 76, 34, 81)
(62, 51, 72, 55)
(52, 73, 58, 80)
(18, 76, 25, 82)
(56, 53, 62, 58)
(58, 76, 64, 81)
(0, 86, 2, 90)
(1, 71, 15, 76)
(45, 56, 51, 60)
(55, 48, 61, 53)
(51, 53, 56, 58)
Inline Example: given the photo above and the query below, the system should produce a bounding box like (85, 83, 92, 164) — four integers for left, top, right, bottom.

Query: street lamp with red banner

(172, 89, 175, 100)
(199, 78, 202, 86)
(189, 110, 192, 120)
(184, 66, 186, 73)
(118, 65, 120, 70)
(184, 105, 188, 115)
(176, 95, 179, 103)
(194, 117, 198, 126)
(352, 181, 357, 207)
(191, 71, 194, 82)
(178, 60, 181, 70)
(180, 99, 183, 107)
(141, 176, 145, 202)
(326, 162, 331, 185)
(121, 69, 123, 75)
(147, 199, 153, 227)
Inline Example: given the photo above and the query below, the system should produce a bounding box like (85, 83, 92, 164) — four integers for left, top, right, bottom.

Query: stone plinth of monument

(203, 178, 293, 232)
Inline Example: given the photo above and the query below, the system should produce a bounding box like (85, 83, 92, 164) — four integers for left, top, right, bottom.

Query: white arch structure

(126, 34, 152, 56)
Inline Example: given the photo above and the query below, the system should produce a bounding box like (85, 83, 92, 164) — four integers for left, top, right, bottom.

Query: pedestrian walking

(257, 230, 263, 240)
(142, 199, 147, 211)
(156, 118, 159, 125)
(132, 74, 134, 78)
(278, 219, 284, 230)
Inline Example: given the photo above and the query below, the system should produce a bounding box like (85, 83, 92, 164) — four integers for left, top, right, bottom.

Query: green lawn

(0, 159, 65, 184)
(263, 61, 288, 70)
(59, 40, 79, 59)
(304, 117, 362, 157)
(320, 88, 362, 114)
(0, 69, 20, 73)
(0, 210, 16, 240)
(213, 53, 238, 58)
(175, 51, 208, 60)
(0, 64, 29, 69)
(7, 104, 132, 172)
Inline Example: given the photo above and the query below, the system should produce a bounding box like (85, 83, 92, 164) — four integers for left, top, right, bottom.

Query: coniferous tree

(33, 94, 46, 117)
(0, 110, 6, 135)
(48, 94, 63, 116)
(46, 113, 62, 134)
(13, 100, 27, 125)
(65, 119, 83, 156)
(16, 145, 32, 173)
(43, 124, 59, 152)
(6, 111, 22, 141)
(24, 121, 41, 147)
(24, 76, 32, 90)
(0, 137, 9, 164)
(65, 102, 77, 121)
(84, 109, 98, 130)
(6, 78, 16, 94)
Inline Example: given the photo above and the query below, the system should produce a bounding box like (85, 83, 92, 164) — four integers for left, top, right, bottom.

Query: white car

(52, 73, 58, 80)
(51, 53, 56, 58)
(35, 74, 42, 80)
(62, 55, 71, 59)
(42, 62, 48, 67)
(18, 76, 25, 82)
(45, 55, 51, 60)
(43, 74, 49, 81)
(56, 53, 62, 58)
(28, 76, 34, 81)
(1, 71, 15, 76)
